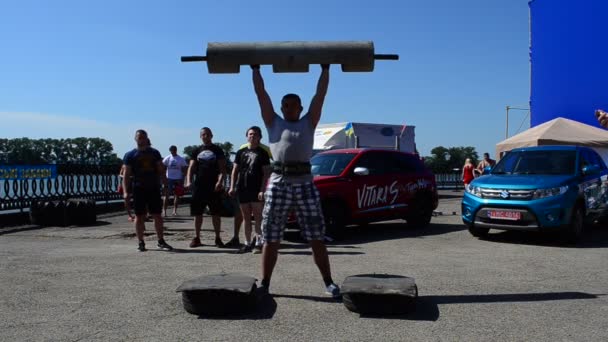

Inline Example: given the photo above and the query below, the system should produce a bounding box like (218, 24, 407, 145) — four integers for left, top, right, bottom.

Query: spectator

(162, 145, 188, 217)
(596, 109, 608, 129)
(122, 129, 173, 252)
(462, 158, 476, 186)
(477, 152, 496, 173)
(185, 127, 226, 248)
(228, 126, 271, 254)
(117, 164, 134, 222)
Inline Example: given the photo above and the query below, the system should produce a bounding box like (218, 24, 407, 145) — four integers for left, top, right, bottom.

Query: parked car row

(286, 145, 607, 245)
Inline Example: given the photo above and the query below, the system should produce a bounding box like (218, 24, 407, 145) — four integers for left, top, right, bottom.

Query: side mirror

(582, 164, 600, 175)
(483, 166, 492, 175)
(353, 167, 369, 176)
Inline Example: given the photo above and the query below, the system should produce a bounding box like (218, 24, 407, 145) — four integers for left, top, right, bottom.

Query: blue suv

(462, 145, 608, 242)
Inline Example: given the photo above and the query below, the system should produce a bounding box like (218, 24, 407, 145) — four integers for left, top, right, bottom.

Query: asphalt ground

(2, 190, 608, 341)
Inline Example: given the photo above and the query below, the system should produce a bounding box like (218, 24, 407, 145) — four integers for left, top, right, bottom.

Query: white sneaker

(325, 283, 341, 299)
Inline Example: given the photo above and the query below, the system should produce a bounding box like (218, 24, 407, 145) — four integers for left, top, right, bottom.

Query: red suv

(297, 148, 438, 237)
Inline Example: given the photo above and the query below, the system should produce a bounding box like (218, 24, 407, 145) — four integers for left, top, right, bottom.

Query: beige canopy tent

(496, 117, 608, 162)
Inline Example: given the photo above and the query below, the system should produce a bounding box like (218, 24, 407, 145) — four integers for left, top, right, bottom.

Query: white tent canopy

(313, 122, 416, 153)
(313, 122, 349, 150)
(496, 117, 608, 162)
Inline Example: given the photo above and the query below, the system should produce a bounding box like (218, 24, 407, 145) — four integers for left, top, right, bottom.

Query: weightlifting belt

(271, 161, 311, 175)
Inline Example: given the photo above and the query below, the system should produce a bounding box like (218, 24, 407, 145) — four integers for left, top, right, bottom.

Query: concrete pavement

(2, 190, 608, 341)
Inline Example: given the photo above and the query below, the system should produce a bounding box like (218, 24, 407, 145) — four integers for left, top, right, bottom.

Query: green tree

(0, 138, 7, 163)
(182, 141, 235, 172)
(424, 146, 479, 174)
(182, 145, 198, 162)
(5, 138, 46, 164)
(183, 141, 234, 161)
(0, 137, 121, 165)
(216, 142, 234, 160)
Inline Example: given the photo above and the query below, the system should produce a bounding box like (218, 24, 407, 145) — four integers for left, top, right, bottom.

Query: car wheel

(323, 202, 346, 240)
(406, 193, 433, 228)
(468, 225, 489, 238)
(564, 206, 585, 244)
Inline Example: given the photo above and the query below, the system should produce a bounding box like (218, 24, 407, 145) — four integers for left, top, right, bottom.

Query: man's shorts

(190, 187, 223, 216)
(133, 186, 162, 215)
(167, 178, 184, 195)
(261, 181, 325, 242)
(238, 188, 262, 204)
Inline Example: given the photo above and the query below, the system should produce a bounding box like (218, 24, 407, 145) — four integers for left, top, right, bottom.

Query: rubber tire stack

(29, 199, 96, 226)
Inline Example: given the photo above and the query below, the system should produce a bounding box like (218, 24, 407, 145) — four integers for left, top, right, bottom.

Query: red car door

(348, 151, 400, 222)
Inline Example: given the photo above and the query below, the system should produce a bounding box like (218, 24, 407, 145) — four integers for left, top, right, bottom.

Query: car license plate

(487, 210, 521, 221)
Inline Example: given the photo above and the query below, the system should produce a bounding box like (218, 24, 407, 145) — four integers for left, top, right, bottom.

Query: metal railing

(1, 164, 462, 214)
(434, 173, 464, 190)
(0, 164, 122, 213)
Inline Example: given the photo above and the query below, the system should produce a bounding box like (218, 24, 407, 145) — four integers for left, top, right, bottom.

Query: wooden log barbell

(181, 41, 398, 73)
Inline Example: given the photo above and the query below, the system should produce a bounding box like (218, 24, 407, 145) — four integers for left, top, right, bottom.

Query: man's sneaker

(137, 241, 146, 252)
(325, 283, 341, 299)
(256, 284, 270, 299)
(224, 237, 240, 248)
(237, 244, 253, 254)
(253, 244, 262, 254)
(215, 237, 224, 248)
(189, 237, 202, 248)
(157, 240, 173, 251)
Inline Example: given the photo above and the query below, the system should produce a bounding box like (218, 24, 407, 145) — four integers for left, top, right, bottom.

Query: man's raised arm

(252, 66, 275, 127)
(307, 65, 330, 129)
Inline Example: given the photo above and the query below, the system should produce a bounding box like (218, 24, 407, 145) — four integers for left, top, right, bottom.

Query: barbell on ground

(181, 41, 398, 73)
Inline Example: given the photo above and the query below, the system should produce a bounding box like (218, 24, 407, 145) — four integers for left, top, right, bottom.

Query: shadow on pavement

(426, 291, 600, 304)
(438, 192, 464, 200)
(169, 248, 245, 254)
(480, 226, 608, 248)
(353, 291, 600, 321)
(196, 296, 277, 320)
(0, 225, 43, 236)
(162, 217, 191, 223)
(278, 250, 365, 256)
(327, 222, 467, 246)
(272, 293, 343, 303)
(0, 220, 113, 236)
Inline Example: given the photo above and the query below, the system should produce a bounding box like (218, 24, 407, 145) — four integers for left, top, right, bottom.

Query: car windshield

(492, 150, 577, 175)
(310, 153, 356, 176)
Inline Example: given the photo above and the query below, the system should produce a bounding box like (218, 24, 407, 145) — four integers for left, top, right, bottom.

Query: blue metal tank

(529, 0, 608, 128)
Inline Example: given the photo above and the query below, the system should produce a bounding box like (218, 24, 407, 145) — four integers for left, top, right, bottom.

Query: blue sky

(0, 0, 531, 158)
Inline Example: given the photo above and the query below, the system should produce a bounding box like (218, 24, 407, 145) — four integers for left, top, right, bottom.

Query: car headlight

(533, 185, 568, 199)
(465, 184, 482, 197)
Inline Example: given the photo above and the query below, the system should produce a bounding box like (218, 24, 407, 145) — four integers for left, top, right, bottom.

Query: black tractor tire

(66, 198, 97, 225)
(564, 205, 585, 244)
(50, 200, 68, 226)
(29, 200, 45, 225)
(405, 193, 434, 228)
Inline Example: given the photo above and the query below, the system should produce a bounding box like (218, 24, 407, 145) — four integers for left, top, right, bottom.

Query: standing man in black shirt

(122, 129, 173, 252)
(185, 127, 227, 248)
